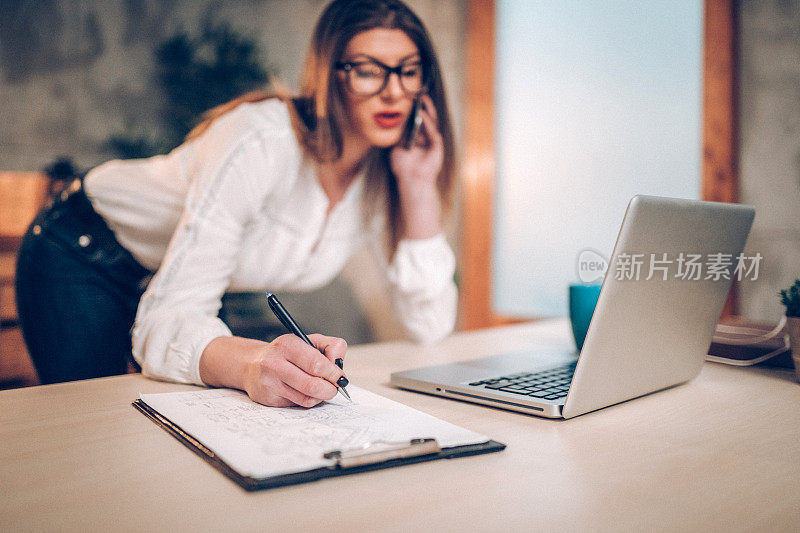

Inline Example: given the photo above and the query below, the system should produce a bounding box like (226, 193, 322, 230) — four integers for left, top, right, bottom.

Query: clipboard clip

(323, 438, 441, 469)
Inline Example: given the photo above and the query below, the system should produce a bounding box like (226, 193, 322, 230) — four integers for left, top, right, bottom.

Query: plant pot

(787, 316, 800, 383)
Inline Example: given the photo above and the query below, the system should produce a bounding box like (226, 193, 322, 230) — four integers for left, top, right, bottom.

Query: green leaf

(780, 279, 800, 317)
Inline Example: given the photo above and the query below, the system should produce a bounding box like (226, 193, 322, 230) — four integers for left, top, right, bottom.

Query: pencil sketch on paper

(140, 386, 488, 479)
(176, 389, 387, 456)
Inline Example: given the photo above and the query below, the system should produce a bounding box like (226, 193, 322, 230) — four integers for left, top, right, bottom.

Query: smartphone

(402, 97, 424, 149)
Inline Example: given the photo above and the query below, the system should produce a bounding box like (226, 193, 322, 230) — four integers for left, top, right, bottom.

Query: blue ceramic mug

(569, 283, 601, 351)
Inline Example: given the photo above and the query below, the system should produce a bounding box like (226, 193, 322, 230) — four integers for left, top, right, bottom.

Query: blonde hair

(187, 0, 455, 255)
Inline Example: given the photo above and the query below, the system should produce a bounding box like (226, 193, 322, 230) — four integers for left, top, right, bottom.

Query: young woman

(15, 0, 457, 407)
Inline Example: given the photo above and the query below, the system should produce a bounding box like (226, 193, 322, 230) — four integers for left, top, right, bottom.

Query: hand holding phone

(401, 97, 424, 149)
(389, 93, 445, 239)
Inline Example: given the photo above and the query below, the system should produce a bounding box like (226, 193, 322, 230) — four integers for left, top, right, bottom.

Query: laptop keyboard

(468, 362, 577, 400)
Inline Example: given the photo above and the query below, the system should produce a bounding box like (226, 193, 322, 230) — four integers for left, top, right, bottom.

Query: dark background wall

(738, 0, 800, 322)
(0, 0, 467, 344)
(0, 0, 466, 171)
(1, 0, 798, 329)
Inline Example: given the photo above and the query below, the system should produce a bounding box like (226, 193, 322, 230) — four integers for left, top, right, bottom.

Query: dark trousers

(15, 180, 280, 384)
(15, 180, 153, 384)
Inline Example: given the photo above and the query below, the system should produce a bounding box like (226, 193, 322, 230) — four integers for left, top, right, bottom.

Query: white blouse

(84, 99, 457, 385)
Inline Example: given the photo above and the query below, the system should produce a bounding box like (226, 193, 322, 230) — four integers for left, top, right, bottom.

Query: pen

(265, 292, 352, 403)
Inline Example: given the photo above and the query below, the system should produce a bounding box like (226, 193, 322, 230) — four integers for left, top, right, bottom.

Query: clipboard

(132, 399, 505, 491)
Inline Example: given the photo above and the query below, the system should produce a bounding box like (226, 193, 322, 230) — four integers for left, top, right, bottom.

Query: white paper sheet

(140, 386, 488, 479)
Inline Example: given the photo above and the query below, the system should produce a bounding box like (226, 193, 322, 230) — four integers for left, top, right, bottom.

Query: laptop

(391, 195, 755, 419)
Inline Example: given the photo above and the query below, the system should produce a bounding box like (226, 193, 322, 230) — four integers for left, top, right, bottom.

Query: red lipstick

(374, 112, 403, 129)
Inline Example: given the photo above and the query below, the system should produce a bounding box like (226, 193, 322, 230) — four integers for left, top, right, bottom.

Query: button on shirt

(84, 99, 457, 385)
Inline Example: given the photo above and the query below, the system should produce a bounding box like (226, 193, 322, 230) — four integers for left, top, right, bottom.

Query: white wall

(493, 0, 702, 316)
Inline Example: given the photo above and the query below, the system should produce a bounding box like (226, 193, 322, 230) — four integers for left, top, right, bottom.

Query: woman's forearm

(198, 333, 348, 408)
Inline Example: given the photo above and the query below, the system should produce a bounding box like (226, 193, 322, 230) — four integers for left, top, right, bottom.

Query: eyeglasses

(335, 59, 427, 97)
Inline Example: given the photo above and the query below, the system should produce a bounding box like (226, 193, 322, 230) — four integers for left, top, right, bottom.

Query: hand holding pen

(267, 292, 352, 403)
(200, 294, 351, 408)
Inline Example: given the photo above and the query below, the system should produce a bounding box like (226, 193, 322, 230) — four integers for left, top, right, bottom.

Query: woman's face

(338, 28, 422, 149)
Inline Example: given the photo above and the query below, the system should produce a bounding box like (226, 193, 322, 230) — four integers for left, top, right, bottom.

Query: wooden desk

(2, 320, 799, 531)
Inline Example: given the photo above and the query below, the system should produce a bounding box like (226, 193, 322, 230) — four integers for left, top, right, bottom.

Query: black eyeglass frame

(335, 58, 430, 97)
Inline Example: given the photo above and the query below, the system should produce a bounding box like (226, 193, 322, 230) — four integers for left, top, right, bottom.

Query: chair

(0, 172, 49, 388)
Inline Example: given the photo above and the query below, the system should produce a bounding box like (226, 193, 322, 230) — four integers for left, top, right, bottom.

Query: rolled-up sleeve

(380, 233, 458, 343)
(132, 108, 288, 384)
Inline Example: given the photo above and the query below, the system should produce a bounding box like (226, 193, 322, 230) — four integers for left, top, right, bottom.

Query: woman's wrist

(398, 182, 442, 240)
(199, 336, 263, 390)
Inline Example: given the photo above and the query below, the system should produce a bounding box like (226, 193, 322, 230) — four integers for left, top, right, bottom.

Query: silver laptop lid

(562, 195, 754, 418)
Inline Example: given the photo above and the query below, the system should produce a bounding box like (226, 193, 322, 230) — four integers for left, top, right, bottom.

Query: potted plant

(780, 279, 800, 382)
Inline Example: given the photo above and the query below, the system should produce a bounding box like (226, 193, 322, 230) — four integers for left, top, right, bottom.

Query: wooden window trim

(703, 0, 739, 318)
(460, 0, 738, 330)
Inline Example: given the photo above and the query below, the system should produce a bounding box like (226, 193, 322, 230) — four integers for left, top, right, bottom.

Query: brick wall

(738, 0, 800, 321)
(0, 0, 467, 345)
